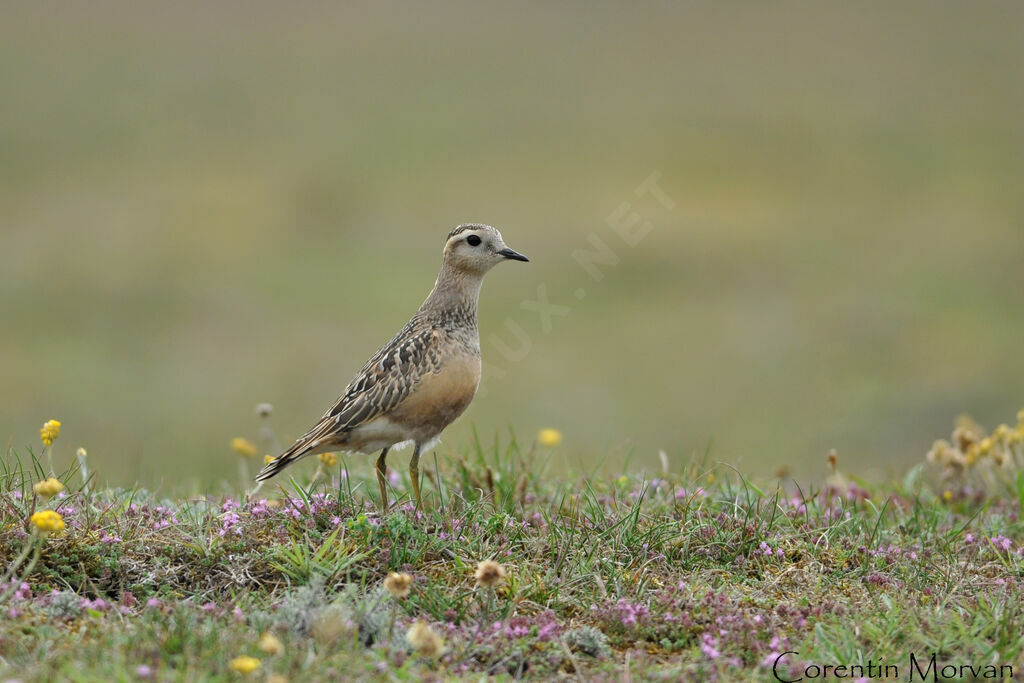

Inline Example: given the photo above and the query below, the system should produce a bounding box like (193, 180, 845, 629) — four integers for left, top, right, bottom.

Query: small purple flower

(82, 598, 109, 611)
(700, 633, 721, 659)
(537, 621, 559, 641)
(614, 599, 649, 627)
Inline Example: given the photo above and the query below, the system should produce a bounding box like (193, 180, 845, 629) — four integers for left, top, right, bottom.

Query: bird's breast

(390, 350, 481, 435)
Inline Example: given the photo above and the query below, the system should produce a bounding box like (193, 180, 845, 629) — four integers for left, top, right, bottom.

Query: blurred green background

(2, 2, 1022, 487)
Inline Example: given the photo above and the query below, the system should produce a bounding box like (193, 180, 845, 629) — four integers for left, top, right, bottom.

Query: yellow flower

(1018, 408, 1024, 425)
(537, 428, 563, 447)
(33, 477, 65, 498)
(979, 437, 994, 455)
(474, 560, 508, 589)
(995, 424, 1011, 438)
(264, 454, 274, 465)
(228, 656, 261, 675)
(952, 425, 980, 453)
(617, 475, 629, 485)
(257, 632, 283, 656)
(30, 510, 66, 536)
(317, 452, 338, 467)
(40, 419, 61, 446)
(231, 438, 258, 458)
(406, 621, 444, 657)
(942, 490, 953, 502)
(384, 572, 413, 599)
(926, 440, 956, 465)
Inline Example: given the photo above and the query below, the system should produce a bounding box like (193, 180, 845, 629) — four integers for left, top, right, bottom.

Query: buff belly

(345, 352, 480, 453)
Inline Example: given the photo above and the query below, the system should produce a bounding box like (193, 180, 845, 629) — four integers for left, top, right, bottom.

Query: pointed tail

(255, 436, 322, 482)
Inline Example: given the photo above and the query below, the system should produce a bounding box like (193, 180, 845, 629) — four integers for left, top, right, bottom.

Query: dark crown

(447, 223, 491, 239)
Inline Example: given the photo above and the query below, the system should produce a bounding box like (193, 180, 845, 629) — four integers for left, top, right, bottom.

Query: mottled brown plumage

(255, 224, 528, 509)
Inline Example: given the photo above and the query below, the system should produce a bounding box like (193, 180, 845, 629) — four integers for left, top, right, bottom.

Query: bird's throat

(420, 263, 484, 321)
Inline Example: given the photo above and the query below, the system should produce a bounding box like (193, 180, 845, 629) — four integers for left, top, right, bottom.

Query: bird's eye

(466, 235, 482, 247)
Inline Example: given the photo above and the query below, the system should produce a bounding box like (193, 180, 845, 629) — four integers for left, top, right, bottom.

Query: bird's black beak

(498, 247, 529, 262)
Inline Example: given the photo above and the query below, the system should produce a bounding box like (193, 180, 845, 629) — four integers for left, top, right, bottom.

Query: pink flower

(537, 621, 559, 641)
(614, 599, 649, 627)
(700, 633, 721, 659)
(82, 598, 108, 611)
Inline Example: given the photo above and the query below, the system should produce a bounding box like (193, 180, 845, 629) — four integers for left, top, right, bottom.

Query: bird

(255, 224, 529, 510)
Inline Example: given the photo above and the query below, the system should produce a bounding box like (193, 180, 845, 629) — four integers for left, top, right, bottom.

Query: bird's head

(443, 223, 529, 275)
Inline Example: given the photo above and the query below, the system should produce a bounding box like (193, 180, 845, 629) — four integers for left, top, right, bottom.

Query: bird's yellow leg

(409, 443, 422, 509)
(376, 448, 390, 513)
